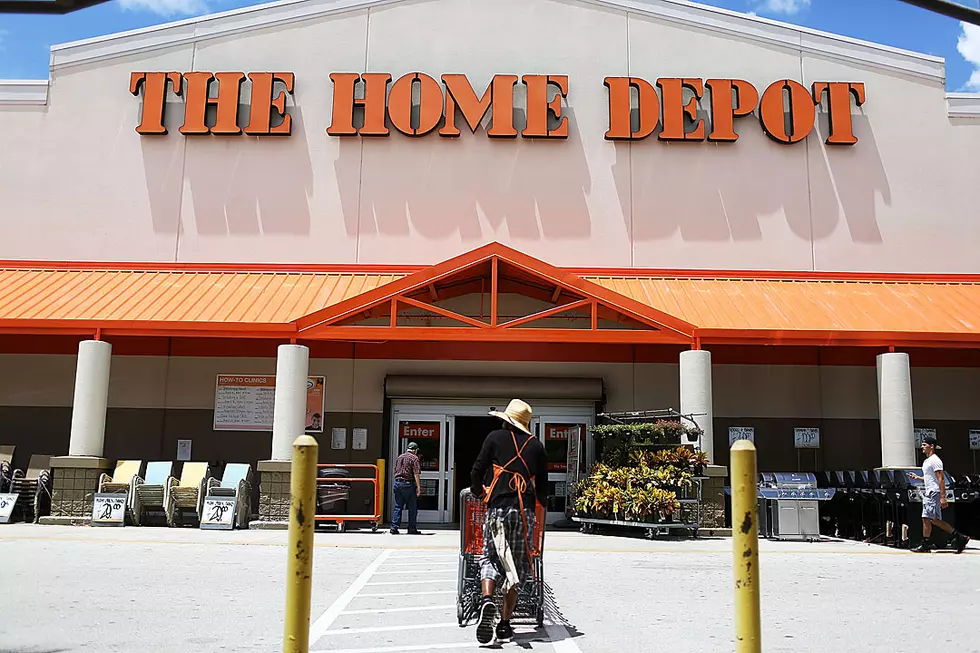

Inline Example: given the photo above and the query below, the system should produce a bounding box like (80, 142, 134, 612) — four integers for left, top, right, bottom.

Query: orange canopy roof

(1, 244, 979, 348)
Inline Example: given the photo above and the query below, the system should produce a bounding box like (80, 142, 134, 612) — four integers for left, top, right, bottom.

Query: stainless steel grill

(757, 472, 835, 542)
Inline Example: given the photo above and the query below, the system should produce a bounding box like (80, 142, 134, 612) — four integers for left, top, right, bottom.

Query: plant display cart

(571, 409, 707, 540)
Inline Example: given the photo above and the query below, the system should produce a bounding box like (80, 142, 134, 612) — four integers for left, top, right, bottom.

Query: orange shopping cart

(456, 488, 546, 627)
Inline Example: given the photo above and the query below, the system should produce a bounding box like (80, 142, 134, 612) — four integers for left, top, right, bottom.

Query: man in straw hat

(469, 398, 548, 644)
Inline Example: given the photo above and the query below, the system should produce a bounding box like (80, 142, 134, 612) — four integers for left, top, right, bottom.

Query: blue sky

(0, 0, 978, 90)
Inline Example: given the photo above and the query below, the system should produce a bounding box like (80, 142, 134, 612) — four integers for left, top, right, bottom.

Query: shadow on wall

(614, 111, 888, 244)
(142, 106, 315, 237)
(336, 108, 593, 241)
(809, 113, 888, 244)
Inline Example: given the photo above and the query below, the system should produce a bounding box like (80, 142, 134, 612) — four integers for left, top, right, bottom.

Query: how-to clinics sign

(130, 71, 865, 145)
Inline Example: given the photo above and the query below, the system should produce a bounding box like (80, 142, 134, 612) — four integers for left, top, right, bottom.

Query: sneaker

(911, 542, 933, 553)
(495, 620, 514, 642)
(954, 534, 970, 554)
(389, 528, 399, 534)
(476, 597, 497, 645)
(408, 530, 423, 535)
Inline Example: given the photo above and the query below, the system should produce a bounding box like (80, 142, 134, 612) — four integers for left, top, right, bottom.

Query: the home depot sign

(131, 71, 866, 145)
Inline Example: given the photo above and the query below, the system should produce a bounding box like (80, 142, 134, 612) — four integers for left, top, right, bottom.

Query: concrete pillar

(271, 344, 310, 461)
(680, 349, 714, 463)
(877, 352, 915, 468)
(68, 340, 112, 457)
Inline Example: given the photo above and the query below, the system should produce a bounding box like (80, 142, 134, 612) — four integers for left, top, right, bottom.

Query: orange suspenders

(483, 431, 538, 582)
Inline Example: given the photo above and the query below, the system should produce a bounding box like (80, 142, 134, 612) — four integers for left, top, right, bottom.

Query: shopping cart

(456, 488, 546, 628)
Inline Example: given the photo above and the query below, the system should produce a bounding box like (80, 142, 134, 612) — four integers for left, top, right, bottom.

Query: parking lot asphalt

(1, 524, 978, 652)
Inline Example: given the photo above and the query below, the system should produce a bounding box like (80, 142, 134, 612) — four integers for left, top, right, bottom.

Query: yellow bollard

(283, 435, 318, 653)
(731, 439, 761, 653)
(376, 458, 386, 525)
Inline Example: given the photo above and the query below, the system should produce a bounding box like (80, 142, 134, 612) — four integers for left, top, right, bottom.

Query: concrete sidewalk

(2, 524, 978, 652)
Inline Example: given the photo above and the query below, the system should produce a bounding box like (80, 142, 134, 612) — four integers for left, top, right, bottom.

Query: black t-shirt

(470, 427, 548, 509)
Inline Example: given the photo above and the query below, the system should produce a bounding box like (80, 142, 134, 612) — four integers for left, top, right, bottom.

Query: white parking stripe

(380, 563, 457, 569)
(364, 579, 456, 586)
(371, 571, 456, 576)
(308, 549, 393, 646)
(323, 643, 481, 653)
(340, 604, 455, 616)
(356, 590, 457, 597)
(317, 622, 458, 637)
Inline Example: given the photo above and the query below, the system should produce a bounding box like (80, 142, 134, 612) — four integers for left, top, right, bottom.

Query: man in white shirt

(907, 436, 969, 553)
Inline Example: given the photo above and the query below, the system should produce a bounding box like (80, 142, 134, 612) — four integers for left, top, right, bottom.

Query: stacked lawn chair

(136, 461, 177, 526)
(10, 455, 52, 523)
(0, 446, 13, 493)
(205, 463, 253, 529)
(97, 460, 144, 525)
(167, 462, 210, 527)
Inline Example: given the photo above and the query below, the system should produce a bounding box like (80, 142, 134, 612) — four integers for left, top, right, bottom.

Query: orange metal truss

(294, 243, 697, 345)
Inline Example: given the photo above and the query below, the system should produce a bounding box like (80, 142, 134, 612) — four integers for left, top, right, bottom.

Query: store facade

(1, 0, 979, 524)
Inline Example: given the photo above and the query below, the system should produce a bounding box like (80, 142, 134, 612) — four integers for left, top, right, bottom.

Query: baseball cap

(922, 435, 941, 449)
(407, 442, 419, 451)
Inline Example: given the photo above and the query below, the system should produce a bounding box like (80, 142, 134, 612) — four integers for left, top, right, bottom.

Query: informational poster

(969, 429, 980, 451)
(0, 493, 17, 524)
(352, 428, 368, 451)
(331, 427, 347, 450)
(176, 440, 192, 462)
(913, 428, 936, 448)
(91, 494, 126, 526)
(794, 428, 820, 449)
(213, 375, 326, 431)
(729, 426, 755, 447)
(305, 377, 326, 434)
(200, 496, 236, 530)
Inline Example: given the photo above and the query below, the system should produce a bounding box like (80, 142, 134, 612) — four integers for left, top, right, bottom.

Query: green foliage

(574, 421, 708, 523)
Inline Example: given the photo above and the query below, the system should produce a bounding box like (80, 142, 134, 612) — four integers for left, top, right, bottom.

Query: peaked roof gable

(43, 0, 944, 83)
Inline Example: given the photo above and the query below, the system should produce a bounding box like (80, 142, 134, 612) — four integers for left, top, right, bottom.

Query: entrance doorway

(390, 403, 594, 525)
(452, 415, 499, 521)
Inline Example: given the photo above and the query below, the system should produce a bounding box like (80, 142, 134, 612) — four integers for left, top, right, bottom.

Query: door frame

(533, 413, 595, 525)
(390, 400, 595, 524)
(391, 411, 451, 523)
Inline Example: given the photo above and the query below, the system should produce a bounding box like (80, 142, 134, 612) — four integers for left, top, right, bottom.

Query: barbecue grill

(757, 472, 835, 541)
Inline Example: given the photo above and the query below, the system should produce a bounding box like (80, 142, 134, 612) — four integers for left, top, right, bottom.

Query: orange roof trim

(1, 243, 979, 348)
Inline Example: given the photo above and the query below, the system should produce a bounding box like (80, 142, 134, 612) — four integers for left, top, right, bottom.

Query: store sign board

(0, 493, 17, 524)
(213, 375, 325, 432)
(969, 430, 980, 451)
(913, 428, 936, 448)
(399, 422, 440, 440)
(200, 496, 236, 530)
(91, 493, 126, 526)
(794, 428, 820, 449)
(729, 426, 755, 447)
(131, 71, 865, 146)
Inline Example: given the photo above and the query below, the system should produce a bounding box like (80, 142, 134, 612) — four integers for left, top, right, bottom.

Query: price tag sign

(91, 493, 127, 527)
(794, 428, 820, 449)
(729, 427, 755, 447)
(969, 430, 980, 451)
(913, 428, 936, 448)
(200, 496, 237, 530)
(0, 493, 17, 524)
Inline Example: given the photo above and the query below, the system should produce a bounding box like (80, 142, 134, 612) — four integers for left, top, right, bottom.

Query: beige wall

(1, 353, 976, 422)
(1, 0, 979, 272)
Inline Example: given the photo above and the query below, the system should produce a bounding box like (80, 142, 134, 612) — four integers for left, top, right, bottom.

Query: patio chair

(136, 461, 177, 526)
(10, 454, 52, 523)
(205, 463, 253, 529)
(167, 462, 210, 527)
(0, 445, 13, 493)
(98, 460, 143, 525)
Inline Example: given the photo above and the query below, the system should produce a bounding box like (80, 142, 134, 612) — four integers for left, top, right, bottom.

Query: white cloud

(117, 0, 209, 17)
(750, 0, 811, 15)
(957, 21, 980, 91)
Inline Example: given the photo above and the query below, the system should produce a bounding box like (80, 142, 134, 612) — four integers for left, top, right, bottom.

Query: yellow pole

(283, 435, 318, 653)
(731, 439, 761, 653)
(376, 457, 386, 524)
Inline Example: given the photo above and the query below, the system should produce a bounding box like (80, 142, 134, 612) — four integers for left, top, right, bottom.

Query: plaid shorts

(480, 506, 536, 585)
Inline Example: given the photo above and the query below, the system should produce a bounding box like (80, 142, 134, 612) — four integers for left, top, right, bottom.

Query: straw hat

(489, 399, 534, 436)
